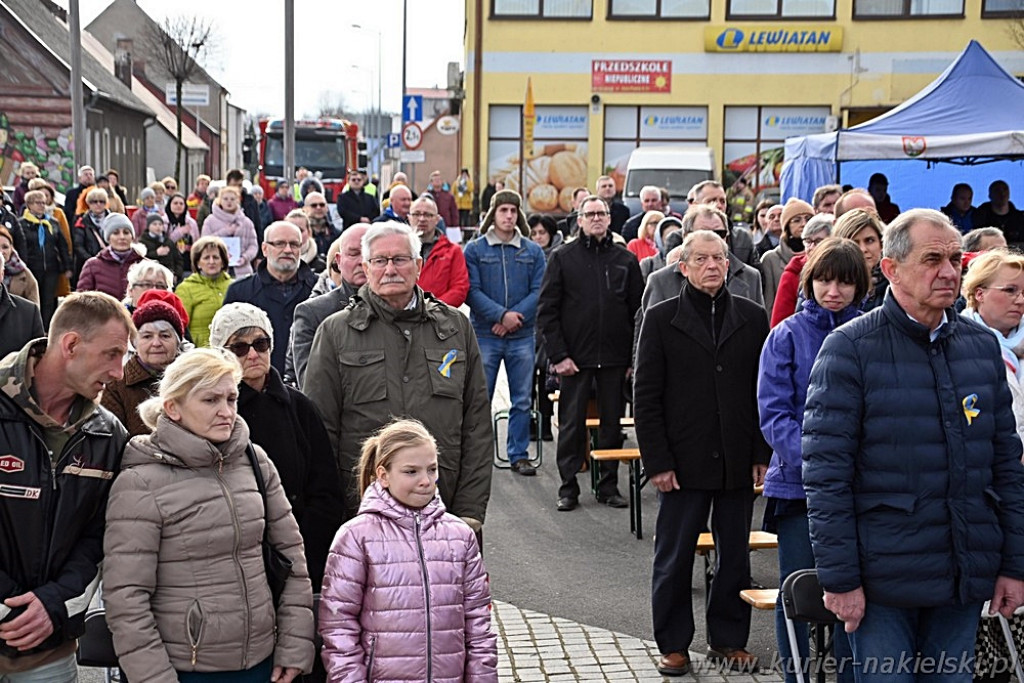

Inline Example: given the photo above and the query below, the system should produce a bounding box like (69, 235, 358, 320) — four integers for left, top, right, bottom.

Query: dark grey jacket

(285, 280, 358, 389)
(0, 285, 43, 359)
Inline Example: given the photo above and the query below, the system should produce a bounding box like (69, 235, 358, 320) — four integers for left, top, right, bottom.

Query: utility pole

(68, 0, 87, 173)
(284, 0, 295, 184)
(401, 0, 408, 178)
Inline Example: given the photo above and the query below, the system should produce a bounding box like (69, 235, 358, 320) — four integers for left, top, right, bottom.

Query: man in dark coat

(538, 195, 644, 511)
(634, 229, 769, 676)
(223, 221, 317, 373)
(597, 175, 630, 235)
(0, 253, 44, 358)
(337, 170, 379, 228)
(803, 209, 1024, 683)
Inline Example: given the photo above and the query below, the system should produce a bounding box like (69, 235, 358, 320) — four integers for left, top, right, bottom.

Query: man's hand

(989, 576, 1024, 618)
(651, 470, 680, 493)
(491, 323, 508, 337)
(360, 217, 371, 223)
(0, 592, 55, 650)
(823, 587, 865, 633)
(271, 666, 302, 682)
(752, 464, 767, 487)
(156, 245, 170, 256)
(501, 311, 524, 332)
(552, 358, 579, 376)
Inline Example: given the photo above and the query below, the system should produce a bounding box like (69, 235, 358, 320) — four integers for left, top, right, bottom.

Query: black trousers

(555, 366, 625, 500)
(652, 486, 753, 655)
(38, 271, 59, 328)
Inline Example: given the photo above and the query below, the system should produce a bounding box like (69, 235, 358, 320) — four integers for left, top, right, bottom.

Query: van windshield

(625, 169, 711, 199)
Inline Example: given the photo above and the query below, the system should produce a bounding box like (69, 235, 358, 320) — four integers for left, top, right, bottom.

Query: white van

(622, 145, 715, 216)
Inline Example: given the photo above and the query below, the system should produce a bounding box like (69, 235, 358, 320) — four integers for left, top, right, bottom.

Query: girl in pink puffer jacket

(319, 419, 498, 683)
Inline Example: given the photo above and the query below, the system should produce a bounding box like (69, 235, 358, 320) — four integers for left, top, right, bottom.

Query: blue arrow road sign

(403, 94, 423, 123)
(387, 133, 401, 149)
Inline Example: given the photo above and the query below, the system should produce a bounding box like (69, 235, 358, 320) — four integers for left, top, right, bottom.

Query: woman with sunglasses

(210, 303, 342, 591)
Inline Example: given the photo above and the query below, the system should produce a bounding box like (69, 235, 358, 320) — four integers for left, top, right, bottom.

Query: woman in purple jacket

(319, 419, 498, 683)
(757, 237, 870, 683)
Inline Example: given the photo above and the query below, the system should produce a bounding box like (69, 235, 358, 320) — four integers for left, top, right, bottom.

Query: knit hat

(146, 212, 165, 229)
(781, 198, 815, 234)
(208, 302, 274, 351)
(137, 289, 190, 328)
(132, 300, 185, 339)
(480, 189, 529, 236)
(102, 212, 134, 241)
(139, 187, 156, 201)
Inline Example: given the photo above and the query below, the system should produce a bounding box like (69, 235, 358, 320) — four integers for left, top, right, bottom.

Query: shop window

(603, 105, 708, 194)
(728, 0, 834, 17)
(493, 0, 592, 18)
(853, 0, 963, 17)
(608, 0, 709, 18)
(982, 0, 1023, 16)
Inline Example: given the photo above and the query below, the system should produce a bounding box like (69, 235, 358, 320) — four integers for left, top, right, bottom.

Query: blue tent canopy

(781, 41, 1024, 204)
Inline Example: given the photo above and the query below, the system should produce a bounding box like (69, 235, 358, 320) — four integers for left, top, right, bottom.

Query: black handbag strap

(245, 442, 271, 544)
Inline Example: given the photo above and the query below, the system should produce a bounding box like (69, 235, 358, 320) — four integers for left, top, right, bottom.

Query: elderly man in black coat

(634, 229, 770, 677)
(0, 252, 44, 358)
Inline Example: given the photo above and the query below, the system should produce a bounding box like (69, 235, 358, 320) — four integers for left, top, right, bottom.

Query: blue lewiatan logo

(644, 115, 704, 128)
(764, 115, 827, 128)
(716, 28, 744, 50)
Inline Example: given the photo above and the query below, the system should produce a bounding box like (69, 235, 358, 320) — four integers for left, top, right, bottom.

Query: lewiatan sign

(704, 26, 843, 52)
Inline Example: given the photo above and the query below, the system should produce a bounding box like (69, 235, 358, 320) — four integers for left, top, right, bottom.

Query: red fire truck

(256, 118, 364, 202)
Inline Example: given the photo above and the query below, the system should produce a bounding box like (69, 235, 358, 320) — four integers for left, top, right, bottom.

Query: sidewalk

(494, 600, 783, 683)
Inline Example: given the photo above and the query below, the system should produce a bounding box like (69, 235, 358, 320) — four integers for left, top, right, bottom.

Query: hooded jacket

(759, 239, 796, 316)
(802, 293, 1024, 607)
(75, 245, 145, 299)
(303, 285, 493, 524)
(174, 271, 233, 348)
(758, 298, 860, 500)
(103, 415, 314, 682)
(0, 341, 127, 666)
(319, 481, 497, 683)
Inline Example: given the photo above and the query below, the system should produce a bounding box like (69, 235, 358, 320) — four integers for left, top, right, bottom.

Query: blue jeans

(478, 334, 535, 464)
(775, 511, 853, 683)
(0, 652, 77, 682)
(849, 601, 982, 683)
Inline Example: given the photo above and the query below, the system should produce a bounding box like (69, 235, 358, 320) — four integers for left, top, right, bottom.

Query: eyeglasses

(265, 240, 302, 251)
(88, 199, 107, 205)
(804, 236, 828, 247)
(688, 254, 728, 267)
(132, 281, 169, 290)
(582, 211, 610, 220)
(987, 285, 1024, 300)
(367, 255, 415, 269)
(227, 337, 272, 357)
(306, 202, 327, 208)
(164, 185, 177, 191)
(409, 212, 437, 219)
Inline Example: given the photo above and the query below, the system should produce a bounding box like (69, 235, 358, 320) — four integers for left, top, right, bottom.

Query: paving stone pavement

(493, 600, 783, 683)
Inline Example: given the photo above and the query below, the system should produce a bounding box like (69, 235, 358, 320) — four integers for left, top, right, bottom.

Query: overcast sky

(58, 0, 465, 118)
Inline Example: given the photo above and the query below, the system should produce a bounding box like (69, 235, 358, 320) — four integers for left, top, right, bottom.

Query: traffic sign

(403, 94, 423, 123)
(387, 132, 401, 149)
(400, 150, 425, 163)
(402, 122, 423, 150)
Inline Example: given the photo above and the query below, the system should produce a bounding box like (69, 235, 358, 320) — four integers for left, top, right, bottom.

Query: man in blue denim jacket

(464, 190, 546, 475)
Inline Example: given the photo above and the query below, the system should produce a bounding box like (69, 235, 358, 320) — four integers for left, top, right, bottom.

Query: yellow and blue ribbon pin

(962, 393, 980, 426)
(437, 349, 458, 378)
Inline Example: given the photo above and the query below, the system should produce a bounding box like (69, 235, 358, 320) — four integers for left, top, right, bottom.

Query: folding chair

(492, 408, 543, 469)
(781, 569, 836, 683)
(980, 601, 1024, 682)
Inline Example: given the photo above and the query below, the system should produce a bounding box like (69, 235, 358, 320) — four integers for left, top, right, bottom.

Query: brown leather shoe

(707, 646, 759, 672)
(657, 652, 691, 676)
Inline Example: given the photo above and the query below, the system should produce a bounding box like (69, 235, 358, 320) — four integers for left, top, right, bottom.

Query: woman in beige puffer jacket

(103, 348, 315, 683)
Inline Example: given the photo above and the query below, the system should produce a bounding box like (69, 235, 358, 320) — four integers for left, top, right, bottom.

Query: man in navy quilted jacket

(803, 208, 1024, 683)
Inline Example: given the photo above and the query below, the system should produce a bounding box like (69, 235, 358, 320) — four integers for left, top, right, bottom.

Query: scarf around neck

(963, 307, 1024, 379)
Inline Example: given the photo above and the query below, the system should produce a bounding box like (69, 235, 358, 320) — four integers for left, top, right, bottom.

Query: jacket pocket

(424, 348, 465, 400)
(983, 487, 1002, 510)
(186, 600, 204, 667)
(605, 264, 629, 296)
(854, 493, 916, 556)
(340, 350, 388, 404)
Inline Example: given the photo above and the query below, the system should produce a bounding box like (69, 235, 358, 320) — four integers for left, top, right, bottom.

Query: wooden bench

(585, 417, 635, 487)
(740, 588, 779, 610)
(590, 448, 647, 540)
(696, 531, 779, 596)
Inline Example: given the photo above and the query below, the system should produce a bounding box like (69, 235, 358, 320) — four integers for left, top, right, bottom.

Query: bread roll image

(529, 183, 559, 212)
(548, 151, 587, 191)
(558, 186, 576, 213)
(525, 156, 551, 194)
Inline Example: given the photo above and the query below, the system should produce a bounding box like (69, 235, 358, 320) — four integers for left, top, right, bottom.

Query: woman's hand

(271, 665, 303, 682)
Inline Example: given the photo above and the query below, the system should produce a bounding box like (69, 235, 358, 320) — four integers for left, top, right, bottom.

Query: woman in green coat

(174, 235, 232, 347)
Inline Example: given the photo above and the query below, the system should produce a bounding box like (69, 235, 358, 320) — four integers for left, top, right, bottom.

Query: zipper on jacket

(414, 513, 433, 682)
(35, 428, 88, 579)
(711, 297, 717, 346)
(187, 600, 205, 666)
(366, 635, 377, 681)
(215, 468, 251, 670)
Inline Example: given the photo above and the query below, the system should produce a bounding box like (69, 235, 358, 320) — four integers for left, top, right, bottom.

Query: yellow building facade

(462, 0, 1024, 213)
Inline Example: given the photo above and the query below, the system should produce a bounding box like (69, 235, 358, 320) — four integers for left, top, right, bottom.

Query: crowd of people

(0, 161, 1023, 683)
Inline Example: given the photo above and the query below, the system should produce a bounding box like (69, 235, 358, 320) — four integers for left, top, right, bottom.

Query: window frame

(981, 0, 1023, 17)
(726, 0, 836, 19)
(852, 0, 964, 20)
(491, 0, 594, 19)
(606, 0, 710, 20)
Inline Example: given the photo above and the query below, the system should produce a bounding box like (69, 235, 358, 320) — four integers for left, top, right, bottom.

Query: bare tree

(315, 90, 352, 119)
(146, 15, 214, 183)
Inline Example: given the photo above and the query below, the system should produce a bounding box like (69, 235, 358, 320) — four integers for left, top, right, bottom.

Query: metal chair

(781, 569, 836, 683)
(492, 408, 543, 468)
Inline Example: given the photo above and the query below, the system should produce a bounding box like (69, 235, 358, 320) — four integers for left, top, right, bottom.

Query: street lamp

(351, 23, 382, 175)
